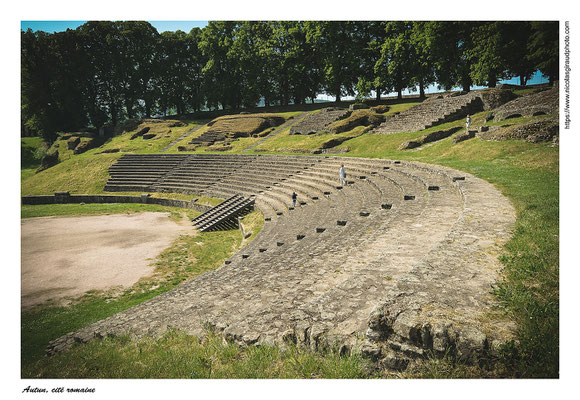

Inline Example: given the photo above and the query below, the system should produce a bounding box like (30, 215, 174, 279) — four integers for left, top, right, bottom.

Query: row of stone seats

(222, 159, 462, 350)
(166, 158, 429, 344)
(373, 92, 483, 135)
(52, 155, 498, 364)
(105, 154, 191, 192)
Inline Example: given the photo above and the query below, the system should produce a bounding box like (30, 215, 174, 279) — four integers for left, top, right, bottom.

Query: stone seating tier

(373, 92, 484, 135)
(78, 154, 518, 370)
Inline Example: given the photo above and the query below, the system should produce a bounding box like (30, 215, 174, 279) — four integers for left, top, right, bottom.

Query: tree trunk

(375, 87, 381, 102)
(397, 88, 402, 100)
(461, 73, 472, 92)
(110, 103, 118, 127)
(125, 98, 134, 119)
(145, 99, 151, 118)
(488, 71, 497, 88)
(419, 82, 425, 99)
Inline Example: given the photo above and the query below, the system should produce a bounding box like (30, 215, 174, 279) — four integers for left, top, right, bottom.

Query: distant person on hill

(292, 192, 297, 207)
(466, 115, 471, 131)
(339, 164, 346, 186)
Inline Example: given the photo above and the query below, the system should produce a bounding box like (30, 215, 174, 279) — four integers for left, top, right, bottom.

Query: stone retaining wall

(21, 192, 212, 213)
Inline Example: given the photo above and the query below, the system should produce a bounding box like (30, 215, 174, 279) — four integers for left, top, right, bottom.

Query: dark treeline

(21, 21, 558, 141)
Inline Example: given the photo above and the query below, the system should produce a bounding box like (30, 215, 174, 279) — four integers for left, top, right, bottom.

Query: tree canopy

(21, 20, 559, 141)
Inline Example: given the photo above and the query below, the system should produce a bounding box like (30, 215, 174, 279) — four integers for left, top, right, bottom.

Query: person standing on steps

(466, 114, 471, 132)
(292, 191, 297, 208)
(339, 164, 346, 186)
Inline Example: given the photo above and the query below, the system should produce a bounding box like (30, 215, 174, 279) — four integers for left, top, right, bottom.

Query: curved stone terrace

(50, 154, 515, 369)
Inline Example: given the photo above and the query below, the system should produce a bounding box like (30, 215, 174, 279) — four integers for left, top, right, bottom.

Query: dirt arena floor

(21, 212, 192, 309)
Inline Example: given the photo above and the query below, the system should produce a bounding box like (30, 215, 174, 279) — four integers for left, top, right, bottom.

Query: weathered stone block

(67, 136, 80, 150)
(399, 140, 421, 150)
(361, 343, 382, 360)
(380, 354, 410, 371)
(455, 327, 488, 363)
(130, 126, 150, 139)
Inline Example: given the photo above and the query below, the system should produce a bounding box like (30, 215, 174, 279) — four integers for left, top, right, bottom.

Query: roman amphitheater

(44, 152, 515, 369)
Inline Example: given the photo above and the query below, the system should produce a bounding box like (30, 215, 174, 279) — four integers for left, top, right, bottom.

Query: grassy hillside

(21, 137, 47, 181)
(20, 97, 559, 378)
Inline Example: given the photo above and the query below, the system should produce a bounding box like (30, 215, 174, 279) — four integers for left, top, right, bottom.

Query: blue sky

(21, 20, 208, 33)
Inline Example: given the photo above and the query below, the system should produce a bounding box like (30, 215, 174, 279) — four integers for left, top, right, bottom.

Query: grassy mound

(327, 109, 385, 133)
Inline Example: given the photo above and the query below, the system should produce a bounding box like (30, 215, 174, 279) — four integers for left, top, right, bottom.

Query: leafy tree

(468, 22, 507, 88)
(231, 21, 275, 108)
(117, 21, 159, 118)
(501, 21, 535, 86)
(428, 22, 474, 92)
(305, 21, 361, 102)
(271, 21, 321, 104)
(77, 21, 127, 126)
(409, 21, 436, 98)
(158, 30, 204, 115)
(21, 29, 58, 141)
(354, 21, 387, 101)
(528, 21, 559, 85)
(377, 21, 414, 99)
(199, 21, 241, 110)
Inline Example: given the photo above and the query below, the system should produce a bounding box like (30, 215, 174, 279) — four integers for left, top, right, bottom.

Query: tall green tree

(77, 21, 126, 126)
(528, 21, 559, 85)
(21, 29, 58, 140)
(305, 21, 361, 102)
(158, 30, 203, 115)
(409, 21, 436, 98)
(429, 22, 474, 91)
(354, 21, 387, 101)
(271, 21, 321, 104)
(199, 21, 241, 110)
(117, 21, 159, 118)
(501, 21, 535, 86)
(377, 21, 414, 99)
(231, 21, 275, 108)
(468, 22, 506, 88)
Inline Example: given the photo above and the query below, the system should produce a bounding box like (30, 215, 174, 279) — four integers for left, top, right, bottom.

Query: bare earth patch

(21, 212, 192, 309)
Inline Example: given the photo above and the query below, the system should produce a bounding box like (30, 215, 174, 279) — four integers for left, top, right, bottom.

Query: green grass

(20, 203, 200, 219)
(23, 330, 371, 379)
(165, 112, 303, 154)
(382, 101, 420, 116)
(22, 152, 122, 195)
(251, 125, 367, 153)
(21, 137, 47, 180)
(88, 120, 201, 154)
